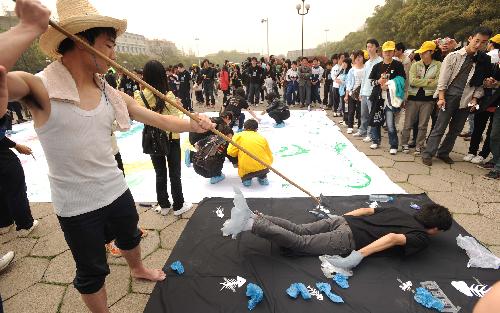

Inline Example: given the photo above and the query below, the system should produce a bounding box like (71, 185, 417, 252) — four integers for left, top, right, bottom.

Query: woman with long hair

(134, 60, 192, 216)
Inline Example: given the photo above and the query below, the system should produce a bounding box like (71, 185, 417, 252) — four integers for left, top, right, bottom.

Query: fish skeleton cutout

(451, 281, 491, 298)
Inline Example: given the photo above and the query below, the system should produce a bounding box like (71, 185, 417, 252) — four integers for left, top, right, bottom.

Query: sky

(1, 0, 385, 56)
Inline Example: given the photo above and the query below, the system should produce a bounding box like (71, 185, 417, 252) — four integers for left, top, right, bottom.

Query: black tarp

(144, 194, 500, 313)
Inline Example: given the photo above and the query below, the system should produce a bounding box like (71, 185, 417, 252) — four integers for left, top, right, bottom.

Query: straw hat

(40, 0, 127, 58)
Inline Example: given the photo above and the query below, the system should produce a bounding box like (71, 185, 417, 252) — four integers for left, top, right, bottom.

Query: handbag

(139, 91, 170, 155)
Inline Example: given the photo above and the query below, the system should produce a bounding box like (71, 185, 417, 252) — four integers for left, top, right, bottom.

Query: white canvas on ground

(9, 110, 405, 203)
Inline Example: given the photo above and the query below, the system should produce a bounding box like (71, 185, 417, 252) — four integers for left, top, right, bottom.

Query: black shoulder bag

(139, 91, 170, 155)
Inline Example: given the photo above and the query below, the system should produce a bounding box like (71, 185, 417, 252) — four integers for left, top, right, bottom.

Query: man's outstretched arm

(358, 233, 406, 257)
(344, 207, 374, 217)
(323, 233, 407, 271)
(0, 0, 50, 71)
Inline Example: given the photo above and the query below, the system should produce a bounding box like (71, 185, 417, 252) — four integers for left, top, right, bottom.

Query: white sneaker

(160, 207, 172, 216)
(390, 148, 398, 155)
(370, 143, 379, 149)
(471, 155, 485, 164)
(174, 202, 193, 216)
(0, 251, 15, 272)
(463, 153, 475, 162)
(19, 220, 39, 237)
(362, 136, 372, 143)
(352, 132, 363, 137)
(347, 128, 353, 134)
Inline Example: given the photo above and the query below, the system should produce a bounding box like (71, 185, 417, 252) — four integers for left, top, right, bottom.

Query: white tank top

(35, 93, 128, 217)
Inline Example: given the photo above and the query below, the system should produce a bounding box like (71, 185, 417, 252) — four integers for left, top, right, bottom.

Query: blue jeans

(371, 107, 399, 149)
(286, 81, 298, 105)
(311, 83, 321, 103)
(359, 96, 372, 136)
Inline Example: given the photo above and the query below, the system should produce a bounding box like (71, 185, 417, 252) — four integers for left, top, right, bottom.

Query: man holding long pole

(2, 1, 214, 312)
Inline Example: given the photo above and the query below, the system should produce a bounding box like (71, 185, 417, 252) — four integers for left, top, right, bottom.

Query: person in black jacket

(192, 125, 237, 184)
(261, 92, 290, 128)
(201, 59, 216, 107)
(246, 57, 263, 106)
(177, 63, 192, 112)
(223, 87, 260, 131)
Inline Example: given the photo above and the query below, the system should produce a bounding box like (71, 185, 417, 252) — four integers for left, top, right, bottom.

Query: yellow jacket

(227, 130, 273, 177)
(134, 88, 183, 139)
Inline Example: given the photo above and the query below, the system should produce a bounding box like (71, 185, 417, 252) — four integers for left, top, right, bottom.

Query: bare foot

(131, 268, 166, 281)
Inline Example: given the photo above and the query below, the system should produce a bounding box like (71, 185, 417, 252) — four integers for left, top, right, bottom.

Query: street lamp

(261, 18, 269, 57)
(296, 0, 310, 58)
(324, 29, 330, 57)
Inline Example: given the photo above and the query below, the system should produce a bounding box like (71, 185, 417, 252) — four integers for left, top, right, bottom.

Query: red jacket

(219, 70, 230, 91)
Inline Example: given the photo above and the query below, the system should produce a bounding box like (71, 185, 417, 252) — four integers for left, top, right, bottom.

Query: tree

(317, 0, 499, 53)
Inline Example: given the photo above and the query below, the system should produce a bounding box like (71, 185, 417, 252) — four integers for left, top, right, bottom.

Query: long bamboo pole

(46, 19, 321, 206)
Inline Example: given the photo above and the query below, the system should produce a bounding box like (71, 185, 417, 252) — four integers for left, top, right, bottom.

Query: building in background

(116, 32, 148, 55)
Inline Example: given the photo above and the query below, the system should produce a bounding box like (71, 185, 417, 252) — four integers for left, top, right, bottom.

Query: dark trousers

(57, 189, 141, 294)
(195, 90, 204, 103)
(490, 108, 500, 172)
(269, 110, 290, 124)
(150, 139, 184, 210)
(252, 215, 355, 255)
(311, 83, 321, 103)
(298, 84, 311, 105)
(8, 102, 24, 121)
(286, 81, 298, 105)
(331, 87, 340, 112)
(347, 96, 360, 128)
(230, 112, 246, 130)
(247, 83, 261, 105)
(469, 110, 494, 157)
(179, 91, 192, 111)
(323, 83, 331, 105)
(0, 149, 34, 230)
(222, 89, 230, 105)
(203, 82, 215, 105)
(114, 152, 125, 177)
(423, 95, 470, 159)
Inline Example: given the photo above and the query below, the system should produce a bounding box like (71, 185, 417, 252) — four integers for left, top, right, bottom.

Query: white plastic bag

(456, 234, 500, 269)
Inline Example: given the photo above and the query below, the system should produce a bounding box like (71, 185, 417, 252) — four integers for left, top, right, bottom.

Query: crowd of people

(0, 1, 499, 313)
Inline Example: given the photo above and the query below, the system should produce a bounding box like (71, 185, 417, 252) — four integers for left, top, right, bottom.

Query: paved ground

(1, 99, 499, 313)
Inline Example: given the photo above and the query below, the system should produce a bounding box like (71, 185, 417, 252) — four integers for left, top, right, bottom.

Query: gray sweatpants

(252, 215, 355, 255)
(422, 94, 470, 159)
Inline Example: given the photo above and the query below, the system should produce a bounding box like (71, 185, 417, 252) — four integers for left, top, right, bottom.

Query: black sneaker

(437, 155, 454, 164)
(484, 171, 500, 180)
(477, 162, 494, 170)
(422, 157, 432, 166)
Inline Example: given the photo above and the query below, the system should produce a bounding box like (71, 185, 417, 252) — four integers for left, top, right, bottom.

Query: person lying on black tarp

(223, 200, 452, 273)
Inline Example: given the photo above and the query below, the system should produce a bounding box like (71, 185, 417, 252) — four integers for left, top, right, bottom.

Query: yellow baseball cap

(491, 34, 500, 44)
(414, 41, 437, 54)
(362, 49, 369, 60)
(382, 41, 396, 52)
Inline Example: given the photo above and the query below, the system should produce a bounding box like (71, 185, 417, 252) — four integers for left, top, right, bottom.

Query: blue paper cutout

(333, 274, 349, 289)
(286, 283, 311, 300)
(246, 283, 264, 310)
(414, 287, 445, 312)
(170, 261, 184, 275)
(316, 282, 344, 303)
